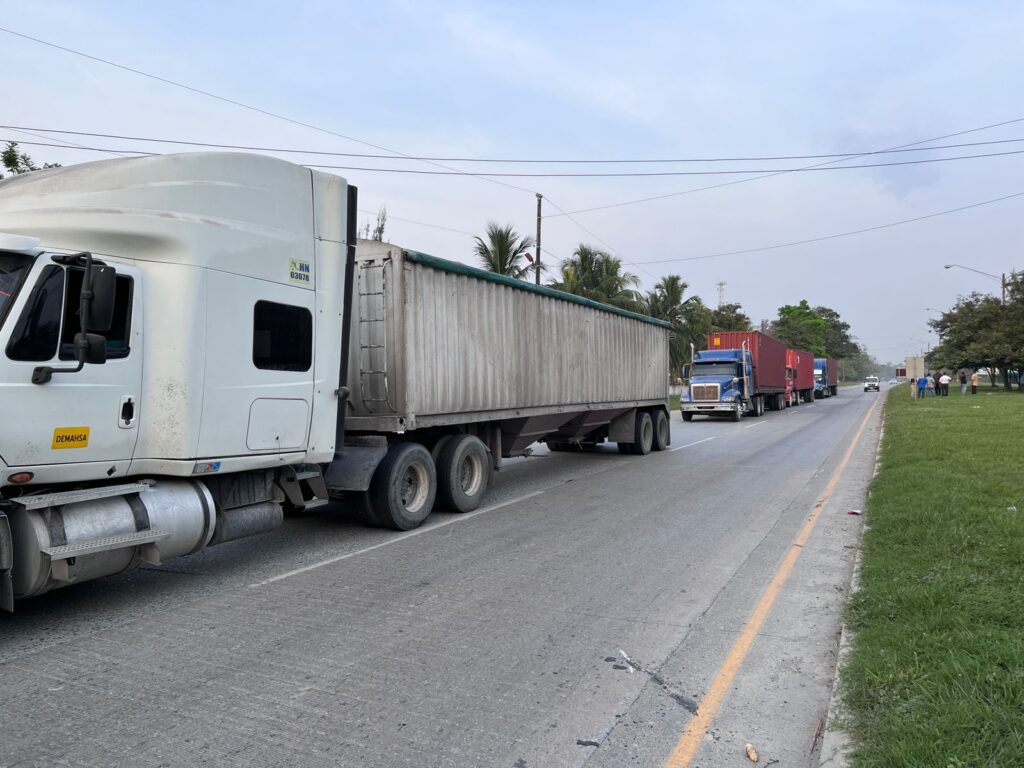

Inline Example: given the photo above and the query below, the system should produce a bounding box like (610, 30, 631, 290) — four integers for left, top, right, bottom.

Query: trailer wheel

(681, 412, 694, 422)
(436, 434, 490, 513)
(369, 442, 437, 530)
(630, 411, 654, 455)
(652, 409, 670, 451)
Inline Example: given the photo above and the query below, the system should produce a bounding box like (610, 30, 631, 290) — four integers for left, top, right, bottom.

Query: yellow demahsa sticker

(52, 427, 90, 449)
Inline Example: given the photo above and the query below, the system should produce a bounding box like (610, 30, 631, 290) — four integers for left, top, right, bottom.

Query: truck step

(42, 529, 169, 559)
(301, 498, 329, 510)
(13, 482, 154, 510)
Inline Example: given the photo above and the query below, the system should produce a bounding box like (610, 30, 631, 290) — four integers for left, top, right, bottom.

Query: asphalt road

(0, 386, 884, 768)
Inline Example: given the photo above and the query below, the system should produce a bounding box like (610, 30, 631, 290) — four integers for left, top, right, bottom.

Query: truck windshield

(692, 363, 739, 377)
(0, 252, 35, 328)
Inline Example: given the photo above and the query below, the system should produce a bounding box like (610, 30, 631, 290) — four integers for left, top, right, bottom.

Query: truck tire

(630, 411, 654, 455)
(369, 442, 437, 530)
(436, 434, 490, 513)
(731, 409, 742, 422)
(652, 409, 670, 451)
(681, 412, 694, 422)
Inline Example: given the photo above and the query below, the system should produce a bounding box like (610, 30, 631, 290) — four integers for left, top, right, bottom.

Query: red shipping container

(706, 331, 787, 391)
(786, 348, 815, 390)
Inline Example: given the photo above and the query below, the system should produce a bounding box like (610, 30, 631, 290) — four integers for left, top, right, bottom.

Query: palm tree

(548, 244, 642, 311)
(474, 223, 535, 279)
(644, 275, 710, 374)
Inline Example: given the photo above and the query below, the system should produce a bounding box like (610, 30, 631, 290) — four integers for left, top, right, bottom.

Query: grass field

(843, 388, 1024, 766)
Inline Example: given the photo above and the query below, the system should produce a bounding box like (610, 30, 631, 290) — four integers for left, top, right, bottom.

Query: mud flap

(0, 511, 14, 612)
(323, 441, 389, 495)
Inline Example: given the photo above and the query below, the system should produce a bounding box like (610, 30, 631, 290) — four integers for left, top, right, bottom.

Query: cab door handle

(119, 396, 136, 429)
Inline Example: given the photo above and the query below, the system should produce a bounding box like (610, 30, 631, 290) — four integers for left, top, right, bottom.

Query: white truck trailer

(0, 152, 670, 609)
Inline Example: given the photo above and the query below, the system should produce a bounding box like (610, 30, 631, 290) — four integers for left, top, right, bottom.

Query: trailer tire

(369, 442, 437, 530)
(652, 409, 670, 451)
(430, 435, 455, 465)
(436, 434, 490, 513)
(630, 411, 654, 455)
(681, 412, 694, 422)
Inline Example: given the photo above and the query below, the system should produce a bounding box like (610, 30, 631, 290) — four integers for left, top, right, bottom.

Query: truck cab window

(0, 252, 35, 328)
(6, 265, 65, 362)
(252, 300, 312, 372)
(58, 267, 134, 360)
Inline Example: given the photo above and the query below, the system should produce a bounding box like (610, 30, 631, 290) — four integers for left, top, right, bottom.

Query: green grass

(843, 389, 1024, 767)
(669, 394, 680, 411)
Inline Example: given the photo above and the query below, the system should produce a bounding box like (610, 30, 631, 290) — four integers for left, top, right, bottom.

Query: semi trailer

(814, 357, 839, 398)
(680, 330, 787, 421)
(0, 152, 671, 609)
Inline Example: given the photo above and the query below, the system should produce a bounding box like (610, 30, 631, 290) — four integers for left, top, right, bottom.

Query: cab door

(0, 257, 143, 470)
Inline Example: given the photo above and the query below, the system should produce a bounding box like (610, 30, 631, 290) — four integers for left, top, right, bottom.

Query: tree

(548, 244, 642, 311)
(814, 305, 861, 359)
(770, 300, 827, 355)
(474, 222, 534, 279)
(1, 141, 60, 179)
(927, 275, 1024, 390)
(708, 302, 752, 332)
(644, 275, 709, 374)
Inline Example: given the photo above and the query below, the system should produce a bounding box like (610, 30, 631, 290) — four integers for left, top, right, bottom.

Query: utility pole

(1001, 272, 1007, 305)
(716, 281, 726, 308)
(535, 193, 543, 285)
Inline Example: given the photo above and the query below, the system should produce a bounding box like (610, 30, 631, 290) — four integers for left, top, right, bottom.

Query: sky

(2, 0, 1022, 364)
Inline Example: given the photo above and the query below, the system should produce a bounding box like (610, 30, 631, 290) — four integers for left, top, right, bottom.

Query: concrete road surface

(0, 387, 884, 768)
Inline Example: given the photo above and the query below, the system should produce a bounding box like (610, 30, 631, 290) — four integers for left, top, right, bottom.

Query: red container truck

(682, 331, 788, 420)
(785, 348, 815, 406)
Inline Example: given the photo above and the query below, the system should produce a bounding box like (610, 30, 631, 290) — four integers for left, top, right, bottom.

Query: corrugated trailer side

(346, 242, 670, 433)
(826, 357, 839, 385)
(707, 330, 787, 391)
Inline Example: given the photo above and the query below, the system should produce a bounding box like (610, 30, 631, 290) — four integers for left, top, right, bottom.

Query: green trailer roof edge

(402, 249, 671, 329)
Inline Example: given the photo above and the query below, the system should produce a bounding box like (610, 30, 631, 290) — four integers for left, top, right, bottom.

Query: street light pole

(943, 263, 1007, 305)
(535, 193, 542, 286)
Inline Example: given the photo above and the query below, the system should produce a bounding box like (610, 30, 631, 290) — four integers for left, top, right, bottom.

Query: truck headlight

(722, 395, 735, 402)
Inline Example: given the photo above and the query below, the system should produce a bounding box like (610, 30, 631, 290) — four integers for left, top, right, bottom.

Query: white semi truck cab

(0, 152, 671, 611)
(0, 153, 353, 609)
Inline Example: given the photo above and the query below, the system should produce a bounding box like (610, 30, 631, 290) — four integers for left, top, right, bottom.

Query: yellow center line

(663, 397, 878, 768)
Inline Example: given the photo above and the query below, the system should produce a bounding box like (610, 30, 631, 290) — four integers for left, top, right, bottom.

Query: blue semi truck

(814, 357, 839, 398)
(680, 331, 788, 422)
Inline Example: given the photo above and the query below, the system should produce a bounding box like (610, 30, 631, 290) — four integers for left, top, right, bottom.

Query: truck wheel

(681, 412, 694, 422)
(652, 410, 670, 451)
(436, 435, 490, 513)
(369, 442, 437, 530)
(731, 409, 742, 422)
(630, 411, 654, 455)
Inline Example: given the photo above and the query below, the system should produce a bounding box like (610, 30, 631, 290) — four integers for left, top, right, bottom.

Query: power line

(0, 25, 536, 197)
(6, 124, 1024, 163)
(631, 190, 1024, 265)
(544, 116, 1024, 217)
(8, 138, 1022, 178)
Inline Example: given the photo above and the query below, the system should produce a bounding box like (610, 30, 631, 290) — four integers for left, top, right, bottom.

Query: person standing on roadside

(959, 370, 968, 396)
(926, 373, 936, 397)
(971, 369, 979, 394)
(910, 376, 919, 400)
(918, 374, 928, 399)
(939, 372, 951, 396)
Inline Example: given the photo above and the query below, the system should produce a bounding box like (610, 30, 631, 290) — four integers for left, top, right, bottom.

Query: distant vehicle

(814, 357, 839, 398)
(864, 376, 880, 392)
(889, 378, 898, 384)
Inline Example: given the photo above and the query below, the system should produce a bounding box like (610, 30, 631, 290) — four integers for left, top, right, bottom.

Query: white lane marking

(743, 421, 766, 429)
(251, 490, 545, 587)
(806, 404, 816, 409)
(668, 436, 716, 452)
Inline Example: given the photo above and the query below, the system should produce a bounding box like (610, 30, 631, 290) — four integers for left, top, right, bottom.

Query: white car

(864, 376, 880, 392)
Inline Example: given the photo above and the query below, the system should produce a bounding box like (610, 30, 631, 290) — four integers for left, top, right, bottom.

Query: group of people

(911, 370, 979, 399)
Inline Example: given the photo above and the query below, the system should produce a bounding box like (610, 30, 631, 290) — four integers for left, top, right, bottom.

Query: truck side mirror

(85, 264, 117, 332)
(680, 365, 689, 380)
(76, 332, 107, 365)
